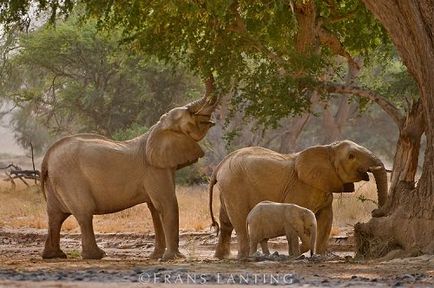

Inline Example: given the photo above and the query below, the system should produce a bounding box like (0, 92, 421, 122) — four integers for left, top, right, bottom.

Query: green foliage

(9, 104, 50, 155)
(112, 123, 148, 141)
(81, 0, 391, 127)
(358, 50, 418, 111)
(175, 164, 208, 186)
(2, 13, 200, 141)
(0, 0, 74, 28)
(222, 128, 241, 151)
(318, 0, 390, 58)
(0, 1, 393, 129)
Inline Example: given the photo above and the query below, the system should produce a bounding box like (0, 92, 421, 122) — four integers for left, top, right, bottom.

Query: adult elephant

(209, 140, 388, 259)
(41, 95, 218, 260)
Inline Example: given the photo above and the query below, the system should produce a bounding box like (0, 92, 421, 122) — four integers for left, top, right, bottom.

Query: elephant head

(287, 207, 317, 257)
(146, 95, 218, 169)
(295, 140, 388, 209)
(301, 210, 317, 257)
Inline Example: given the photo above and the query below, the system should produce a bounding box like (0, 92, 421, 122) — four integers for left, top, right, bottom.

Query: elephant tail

(40, 155, 49, 201)
(209, 169, 220, 236)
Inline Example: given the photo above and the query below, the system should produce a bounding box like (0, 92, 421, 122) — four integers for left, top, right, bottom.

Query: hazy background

(0, 106, 24, 156)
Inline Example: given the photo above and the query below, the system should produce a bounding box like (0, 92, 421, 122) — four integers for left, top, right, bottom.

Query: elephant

(247, 201, 317, 257)
(41, 95, 218, 260)
(209, 140, 388, 259)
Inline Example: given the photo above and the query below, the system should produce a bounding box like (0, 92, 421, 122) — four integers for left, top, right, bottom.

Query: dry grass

(0, 182, 215, 233)
(0, 179, 380, 235)
(333, 181, 378, 227)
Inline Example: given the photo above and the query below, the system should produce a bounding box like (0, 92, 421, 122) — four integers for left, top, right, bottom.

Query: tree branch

(317, 26, 360, 71)
(322, 83, 405, 126)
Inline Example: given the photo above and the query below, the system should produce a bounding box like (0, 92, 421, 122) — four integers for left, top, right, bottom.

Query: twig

(30, 142, 37, 185)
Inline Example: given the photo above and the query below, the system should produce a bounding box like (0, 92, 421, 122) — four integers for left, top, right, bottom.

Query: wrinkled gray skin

(209, 140, 388, 259)
(247, 201, 317, 257)
(41, 96, 217, 260)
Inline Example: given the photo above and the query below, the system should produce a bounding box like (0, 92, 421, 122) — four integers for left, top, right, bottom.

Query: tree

(0, 1, 394, 138)
(1, 0, 432, 257)
(9, 103, 50, 154)
(2, 15, 201, 139)
(353, 0, 434, 258)
(327, 57, 424, 203)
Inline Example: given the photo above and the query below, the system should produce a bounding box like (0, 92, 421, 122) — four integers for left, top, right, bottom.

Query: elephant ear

(295, 146, 345, 192)
(146, 127, 204, 169)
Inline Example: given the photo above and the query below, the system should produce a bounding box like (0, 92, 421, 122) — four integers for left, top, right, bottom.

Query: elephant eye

(348, 153, 355, 160)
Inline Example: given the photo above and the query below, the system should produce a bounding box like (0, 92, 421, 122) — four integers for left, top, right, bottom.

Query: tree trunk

(278, 92, 320, 153)
(388, 100, 424, 202)
(321, 97, 356, 144)
(278, 112, 312, 153)
(355, 0, 434, 258)
(321, 56, 360, 144)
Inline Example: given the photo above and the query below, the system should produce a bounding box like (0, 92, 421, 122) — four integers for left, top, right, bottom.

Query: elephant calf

(247, 201, 317, 257)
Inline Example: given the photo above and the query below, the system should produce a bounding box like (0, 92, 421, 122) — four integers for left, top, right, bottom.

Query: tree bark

(278, 92, 320, 153)
(278, 112, 312, 153)
(321, 97, 356, 144)
(320, 56, 361, 144)
(355, 0, 434, 258)
(388, 100, 424, 201)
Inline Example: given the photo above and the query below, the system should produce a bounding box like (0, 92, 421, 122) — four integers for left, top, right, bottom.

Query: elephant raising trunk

(40, 90, 219, 260)
(187, 77, 219, 116)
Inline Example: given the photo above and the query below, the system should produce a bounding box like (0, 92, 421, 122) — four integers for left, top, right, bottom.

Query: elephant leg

(300, 240, 310, 254)
(299, 233, 312, 255)
(147, 202, 166, 259)
(249, 234, 259, 256)
(214, 204, 233, 259)
(260, 239, 270, 255)
(42, 207, 70, 259)
(75, 214, 106, 259)
(315, 205, 333, 254)
(160, 200, 182, 261)
(147, 172, 183, 261)
(236, 230, 249, 259)
(230, 216, 249, 259)
(285, 229, 300, 256)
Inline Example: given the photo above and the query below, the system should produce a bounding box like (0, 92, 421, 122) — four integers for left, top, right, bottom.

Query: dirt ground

(0, 227, 433, 287)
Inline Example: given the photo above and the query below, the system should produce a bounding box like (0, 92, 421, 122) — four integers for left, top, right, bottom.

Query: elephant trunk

(187, 77, 219, 115)
(369, 162, 388, 208)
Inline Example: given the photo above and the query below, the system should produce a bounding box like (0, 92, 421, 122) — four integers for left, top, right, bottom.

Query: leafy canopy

(2, 13, 201, 139)
(1, 1, 392, 128)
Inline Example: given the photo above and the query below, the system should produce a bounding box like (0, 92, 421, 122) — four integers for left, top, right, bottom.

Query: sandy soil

(0, 228, 432, 287)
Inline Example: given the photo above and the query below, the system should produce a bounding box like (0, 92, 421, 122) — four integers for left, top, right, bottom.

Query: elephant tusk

(368, 165, 383, 172)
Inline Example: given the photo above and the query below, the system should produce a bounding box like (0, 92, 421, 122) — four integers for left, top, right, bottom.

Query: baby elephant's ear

(146, 128, 204, 169)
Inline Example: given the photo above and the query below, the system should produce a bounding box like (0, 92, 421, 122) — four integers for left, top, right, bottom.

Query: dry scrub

(332, 181, 378, 226)
(0, 179, 379, 235)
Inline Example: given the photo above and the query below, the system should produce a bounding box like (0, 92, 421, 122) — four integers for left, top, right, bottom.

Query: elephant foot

(42, 248, 67, 259)
(161, 250, 185, 261)
(214, 246, 231, 259)
(236, 252, 249, 261)
(149, 249, 165, 259)
(237, 255, 249, 262)
(214, 252, 226, 259)
(82, 247, 106, 260)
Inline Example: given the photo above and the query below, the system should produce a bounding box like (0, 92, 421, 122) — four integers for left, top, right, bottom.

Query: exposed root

(354, 222, 401, 259)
